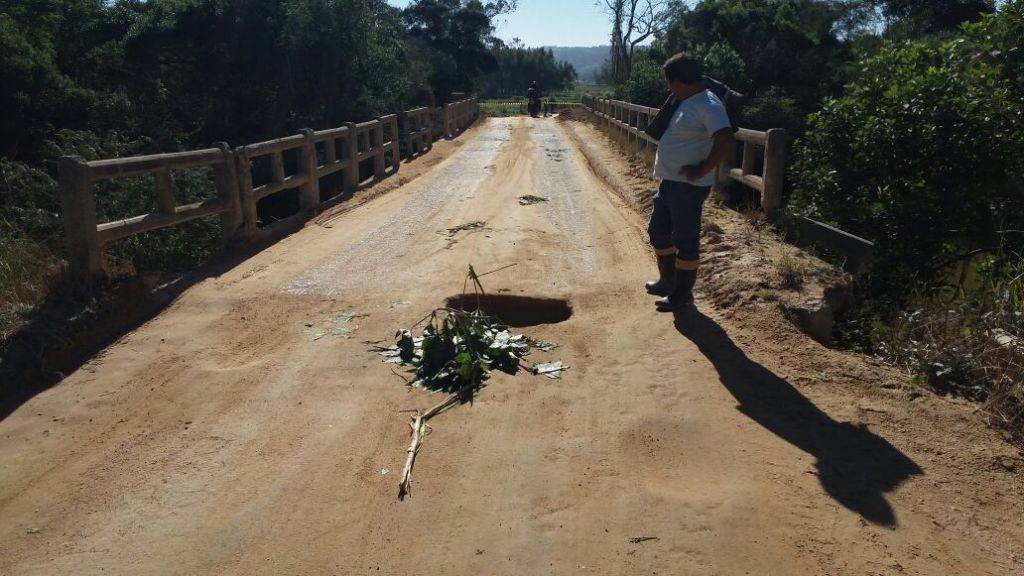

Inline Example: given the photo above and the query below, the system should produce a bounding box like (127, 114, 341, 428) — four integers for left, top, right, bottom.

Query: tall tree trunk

(609, 4, 625, 84)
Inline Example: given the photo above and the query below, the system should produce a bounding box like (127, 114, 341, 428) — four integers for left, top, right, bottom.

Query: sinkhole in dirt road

(443, 295, 573, 328)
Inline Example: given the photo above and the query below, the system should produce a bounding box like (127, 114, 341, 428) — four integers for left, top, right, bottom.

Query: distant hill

(547, 46, 610, 84)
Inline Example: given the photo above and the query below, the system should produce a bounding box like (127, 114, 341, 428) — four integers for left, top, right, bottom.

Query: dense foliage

(640, 0, 862, 134)
(0, 0, 516, 166)
(479, 42, 577, 98)
(791, 5, 1024, 302)
(788, 2, 1024, 426)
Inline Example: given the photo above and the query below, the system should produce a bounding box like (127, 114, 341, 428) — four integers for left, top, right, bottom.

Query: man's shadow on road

(674, 309, 923, 527)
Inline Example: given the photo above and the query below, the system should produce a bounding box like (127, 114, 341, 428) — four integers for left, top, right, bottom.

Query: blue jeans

(647, 179, 710, 268)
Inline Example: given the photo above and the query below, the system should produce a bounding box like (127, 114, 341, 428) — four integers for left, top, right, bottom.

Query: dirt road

(1, 118, 1021, 575)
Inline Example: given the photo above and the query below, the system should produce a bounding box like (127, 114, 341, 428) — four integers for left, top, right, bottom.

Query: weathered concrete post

(298, 129, 319, 210)
(324, 136, 337, 164)
(639, 110, 650, 155)
(154, 169, 175, 216)
(442, 104, 453, 138)
(421, 111, 432, 153)
(212, 142, 242, 240)
(388, 116, 401, 173)
(741, 140, 757, 178)
(234, 146, 258, 237)
(630, 108, 638, 151)
(399, 112, 412, 160)
(344, 122, 358, 191)
(762, 128, 787, 220)
(372, 121, 386, 182)
(712, 139, 736, 203)
(59, 156, 104, 278)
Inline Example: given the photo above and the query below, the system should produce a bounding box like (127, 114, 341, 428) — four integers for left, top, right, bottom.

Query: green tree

(622, 54, 666, 107)
(653, 0, 854, 116)
(118, 0, 413, 147)
(790, 1, 1024, 304)
(0, 0, 116, 161)
(480, 43, 577, 98)
(402, 0, 499, 101)
(883, 0, 996, 34)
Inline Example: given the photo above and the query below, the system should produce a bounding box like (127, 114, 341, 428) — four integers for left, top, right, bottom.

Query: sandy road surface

(1, 118, 1021, 575)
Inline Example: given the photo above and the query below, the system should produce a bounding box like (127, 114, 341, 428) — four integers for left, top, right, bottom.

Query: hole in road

(443, 294, 573, 328)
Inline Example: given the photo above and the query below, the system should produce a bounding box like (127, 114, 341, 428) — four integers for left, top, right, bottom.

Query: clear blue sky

(387, 0, 615, 47)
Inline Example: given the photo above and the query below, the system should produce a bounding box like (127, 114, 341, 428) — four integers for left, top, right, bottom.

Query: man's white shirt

(654, 89, 731, 187)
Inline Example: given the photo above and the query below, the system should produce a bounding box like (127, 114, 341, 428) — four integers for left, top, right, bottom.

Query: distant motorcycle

(527, 83, 542, 118)
(528, 95, 542, 118)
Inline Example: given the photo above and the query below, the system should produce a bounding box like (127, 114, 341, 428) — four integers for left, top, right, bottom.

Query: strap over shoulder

(643, 93, 681, 142)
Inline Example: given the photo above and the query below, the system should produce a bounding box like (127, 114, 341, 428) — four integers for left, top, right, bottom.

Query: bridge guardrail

(60, 98, 480, 277)
(441, 98, 479, 139)
(401, 107, 433, 159)
(581, 94, 873, 271)
(581, 94, 786, 220)
(58, 146, 242, 277)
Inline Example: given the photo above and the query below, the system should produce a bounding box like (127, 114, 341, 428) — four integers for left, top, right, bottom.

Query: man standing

(645, 53, 735, 312)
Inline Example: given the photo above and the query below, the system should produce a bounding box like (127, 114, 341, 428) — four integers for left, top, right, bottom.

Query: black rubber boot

(655, 269, 697, 312)
(645, 255, 676, 296)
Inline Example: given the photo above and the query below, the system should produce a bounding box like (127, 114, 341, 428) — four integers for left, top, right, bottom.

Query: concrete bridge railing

(59, 98, 479, 278)
(581, 94, 875, 273)
(581, 95, 786, 220)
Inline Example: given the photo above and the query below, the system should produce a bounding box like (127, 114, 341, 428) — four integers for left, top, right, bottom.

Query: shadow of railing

(674, 308, 922, 526)
(0, 225, 308, 422)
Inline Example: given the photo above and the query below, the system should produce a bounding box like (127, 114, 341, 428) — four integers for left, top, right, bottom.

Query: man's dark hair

(663, 52, 702, 84)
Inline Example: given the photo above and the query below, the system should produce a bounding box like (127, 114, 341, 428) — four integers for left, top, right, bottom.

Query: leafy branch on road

(377, 265, 567, 499)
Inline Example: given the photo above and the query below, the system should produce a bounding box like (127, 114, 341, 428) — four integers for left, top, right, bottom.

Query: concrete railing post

(389, 117, 401, 173)
(59, 156, 104, 278)
(762, 128, 787, 220)
(372, 121, 386, 181)
(344, 122, 358, 191)
(212, 142, 242, 240)
(741, 140, 757, 177)
(298, 129, 320, 210)
(154, 169, 175, 216)
(424, 111, 434, 152)
(234, 146, 258, 237)
(399, 112, 412, 160)
(712, 139, 736, 202)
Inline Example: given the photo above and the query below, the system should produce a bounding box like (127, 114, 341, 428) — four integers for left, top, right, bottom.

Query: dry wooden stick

(397, 385, 472, 500)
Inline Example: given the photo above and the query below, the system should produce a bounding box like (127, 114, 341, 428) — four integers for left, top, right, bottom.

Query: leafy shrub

(623, 55, 667, 107)
(690, 42, 750, 92)
(741, 87, 805, 135)
(0, 160, 65, 347)
(0, 158, 62, 250)
(790, 4, 1024, 308)
(793, 3, 1024, 438)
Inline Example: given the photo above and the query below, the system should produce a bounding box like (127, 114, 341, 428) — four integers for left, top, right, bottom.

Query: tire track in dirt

(282, 123, 509, 297)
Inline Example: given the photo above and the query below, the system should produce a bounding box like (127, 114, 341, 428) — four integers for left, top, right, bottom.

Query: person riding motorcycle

(527, 81, 542, 118)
